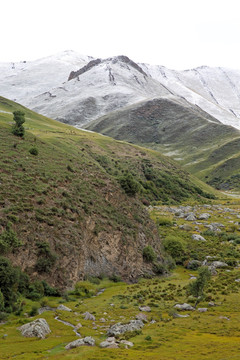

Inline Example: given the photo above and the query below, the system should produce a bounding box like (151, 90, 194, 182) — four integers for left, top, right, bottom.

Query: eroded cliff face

(8, 190, 161, 289)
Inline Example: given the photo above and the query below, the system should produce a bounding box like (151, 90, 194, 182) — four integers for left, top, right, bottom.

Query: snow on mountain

(24, 56, 172, 127)
(0, 50, 92, 103)
(140, 63, 240, 129)
(0, 51, 240, 130)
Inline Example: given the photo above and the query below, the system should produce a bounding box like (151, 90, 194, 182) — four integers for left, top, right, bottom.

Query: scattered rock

(120, 340, 134, 348)
(198, 308, 208, 312)
(83, 312, 96, 321)
(139, 306, 151, 312)
(235, 279, 240, 282)
(185, 213, 196, 221)
(192, 234, 206, 241)
(65, 336, 95, 349)
(172, 313, 190, 318)
(136, 313, 148, 322)
(99, 318, 106, 322)
(19, 318, 51, 339)
(107, 320, 144, 336)
(208, 302, 215, 307)
(198, 213, 211, 220)
(211, 261, 228, 268)
(186, 260, 202, 270)
(219, 316, 230, 321)
(100, 337, 118, 348)
(174, 303, 195, 311)
(57, 304, 72, 312)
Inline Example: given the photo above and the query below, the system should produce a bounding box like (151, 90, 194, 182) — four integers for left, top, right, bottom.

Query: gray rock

(57, 304, 72, 312)
(65, 336, 95, 350)
(107, 320, 144, 336)
(139, 306, 151, 312)
(211, 261, 228, 268)
(174, 303, 195, 311)
(198, 213, 211, 220)
(219, 316, 230, 321)
(99, 318, 106, 322)
(186, 260, 202, 270)
(136, 313, 148, 322)
(198, 308, 208, 312)
(185, 213, 196, 221)
(83, 312, 96, 321)
(173, 313, 190, 318)
(208, 301, 215, 307)
(235, 279, 240, 282)
(120, 340, 134, 348)
(19, 318, 51, 339)
(192, 234, 206, 241)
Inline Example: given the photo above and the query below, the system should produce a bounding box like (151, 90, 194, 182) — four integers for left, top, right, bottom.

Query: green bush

(119, 173, 140, 196)
(157, 217, 173, 227)
(143, 245, 157, 263)
(0, 222, 22, 253)
(12, 111, 25, 137)
(153, 262, 166, 275)
(163, 236, 186, 263)
(29, 147, 38, 156)
(35, 241, 57, 273)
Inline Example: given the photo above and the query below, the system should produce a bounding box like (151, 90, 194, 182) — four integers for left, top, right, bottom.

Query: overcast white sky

(1, 0, 240, 69)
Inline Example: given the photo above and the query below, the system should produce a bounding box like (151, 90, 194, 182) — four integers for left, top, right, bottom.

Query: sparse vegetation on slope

(0, 96, 216, 292)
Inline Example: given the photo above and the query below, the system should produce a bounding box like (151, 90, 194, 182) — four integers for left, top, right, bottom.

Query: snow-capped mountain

(0, 50, 240, 130)
(0, 50, 92, 103)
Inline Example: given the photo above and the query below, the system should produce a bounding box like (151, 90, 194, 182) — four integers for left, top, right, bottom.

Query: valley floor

(1, 199, 240, 360)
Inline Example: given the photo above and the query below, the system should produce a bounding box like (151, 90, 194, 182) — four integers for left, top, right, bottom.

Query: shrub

(0, 222, 22, 253)
(29, 147, 38, 156)
(12, 111, 25, 137)
(109, 274, 122, 282)
(153, 262, 166, 275)
(35, 241, 57, 273)
(157, 217, 173, 227)
(143, 245, 157, 263)
(163, 236, 186, 263)
(28, 305, 39, 317)
(119, 173, 140, 196)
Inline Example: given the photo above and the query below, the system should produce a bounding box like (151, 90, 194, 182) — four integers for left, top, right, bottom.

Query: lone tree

(187, 266, 211, 307)
(12, 111, 25, 137)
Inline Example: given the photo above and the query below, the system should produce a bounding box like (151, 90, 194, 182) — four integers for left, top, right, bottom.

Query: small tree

(187, 266, 211, 307)
(12, 111, 25, 137)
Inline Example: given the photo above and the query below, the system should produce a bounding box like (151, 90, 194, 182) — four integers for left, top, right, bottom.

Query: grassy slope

(85, 98, 240, 190)
(0, 97, 216, 288)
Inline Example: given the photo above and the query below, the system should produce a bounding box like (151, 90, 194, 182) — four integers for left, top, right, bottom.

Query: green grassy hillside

(85, 98, 240, 190)
(0, 97, 217, 290)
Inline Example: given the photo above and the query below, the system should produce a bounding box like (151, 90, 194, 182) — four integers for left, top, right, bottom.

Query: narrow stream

(55, 316, 81, 337)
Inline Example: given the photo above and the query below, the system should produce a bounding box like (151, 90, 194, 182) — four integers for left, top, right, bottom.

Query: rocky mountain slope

(0, 97, 215, 288)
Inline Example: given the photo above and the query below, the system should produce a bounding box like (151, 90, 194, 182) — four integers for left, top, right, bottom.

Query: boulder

(136, 313, 148, 322)
(107, 320, 144, 336)
(83, 312, 96, 321)
(185, 213, 196, 221)
(210, 261, 228, 268)
(174, 303, 195, 311)
(198, 308, 208, 312)
(139, 306, 151, 312)
(57, 304, 72, 312)
(120, 340, 134, 348)
(198, 213, 211, 220)
(65, 336, 95, 349)
(19, 318, 51, 339)
(186, 260, 202, 270)
(192, 234, 206, 242)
